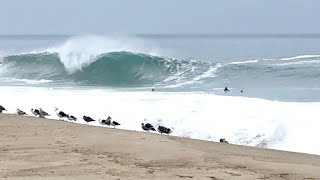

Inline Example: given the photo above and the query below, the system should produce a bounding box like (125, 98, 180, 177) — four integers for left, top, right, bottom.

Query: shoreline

(0, 114, 320, 179)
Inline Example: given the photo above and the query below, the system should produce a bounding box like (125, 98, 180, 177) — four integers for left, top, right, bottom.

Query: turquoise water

(1, 35, 320, 154)
(1, 34, 320, 101)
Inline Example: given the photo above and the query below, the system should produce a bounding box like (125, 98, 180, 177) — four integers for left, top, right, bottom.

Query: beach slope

(0, 114, 319, 179)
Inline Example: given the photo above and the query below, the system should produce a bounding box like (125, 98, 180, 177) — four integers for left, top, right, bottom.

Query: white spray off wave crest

(47, 35, 162, 73)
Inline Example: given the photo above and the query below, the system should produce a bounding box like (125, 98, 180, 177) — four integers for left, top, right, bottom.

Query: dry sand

(0, 114, 320, 180)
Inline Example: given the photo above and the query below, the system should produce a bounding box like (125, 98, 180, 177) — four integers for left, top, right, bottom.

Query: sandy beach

(0, 114, 319, 180)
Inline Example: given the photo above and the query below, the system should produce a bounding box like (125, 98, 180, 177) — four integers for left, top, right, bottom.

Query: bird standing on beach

(39, 108, 50, 118)
(111, 120, 120, 128)
(0, 105, 6, 113)
(83, 116, 95, 124)
(99, 117, 111, 126)
(99, 119, 108, 126)
(219, 138, 229, 144)
(104, 116, 120, 128)
(55, 107, 68, 120)
(16, 109, 26, 115)
(141, 123, 156, 131)
(31, 108, 40, 116)
(157, 125, 174, 135)
(67, 114, 77, 121)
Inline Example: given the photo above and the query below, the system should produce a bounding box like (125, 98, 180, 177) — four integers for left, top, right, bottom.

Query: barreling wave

(0, 51, 217, 86)
(1, 33, 320, 88)
(1, 51, 320, 88)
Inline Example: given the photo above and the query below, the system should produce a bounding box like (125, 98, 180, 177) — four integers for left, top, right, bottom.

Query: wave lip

(48, 35, 162, 73)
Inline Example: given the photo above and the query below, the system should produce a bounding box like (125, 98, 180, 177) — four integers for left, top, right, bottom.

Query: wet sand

(0, 114, 319, 180)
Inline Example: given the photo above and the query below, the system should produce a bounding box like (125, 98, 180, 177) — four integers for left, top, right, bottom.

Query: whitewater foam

(273, 60, 320, 66)
(0, 78, 52, 85)
(228, 59, 260, 65)
(164, 63, 221, 88)
(1, 86, 320, 155)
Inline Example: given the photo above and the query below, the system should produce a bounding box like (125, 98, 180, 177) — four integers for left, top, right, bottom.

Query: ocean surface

(1, 34, 320, 154)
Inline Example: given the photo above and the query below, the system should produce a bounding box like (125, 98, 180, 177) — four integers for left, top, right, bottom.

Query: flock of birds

(0, 105, 174, 135)
(1, 105, 229, 142)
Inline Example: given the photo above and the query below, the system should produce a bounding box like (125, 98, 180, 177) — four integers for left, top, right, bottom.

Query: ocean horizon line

(1, 33, 320, 39)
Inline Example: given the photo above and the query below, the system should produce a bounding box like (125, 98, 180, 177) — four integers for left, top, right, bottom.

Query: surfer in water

(224, 87, 230, 93)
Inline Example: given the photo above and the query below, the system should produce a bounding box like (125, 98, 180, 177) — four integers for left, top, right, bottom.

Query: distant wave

(1, 51, 320, 87)
(228, 59, 260, 65)
(273, 60, 320, 66)
(1, 35, 320, 88)
(280, 54, 320, 61)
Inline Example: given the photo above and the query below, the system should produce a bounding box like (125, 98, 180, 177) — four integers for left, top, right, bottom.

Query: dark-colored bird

(157, 125, 173, 134)
(141, 123, 156, 131)
(219, 138, 229, 144)
(83, 116, 95, 124)
(100, 116, 113, 126)
(0, 105, 6, 113)
(67, 115, 77, 121)
(111, 121, 120, 128)
(31, 108, 40, 116)
(224, 86, 230, 93)
(55, 107, 68, 119)
(103, 116, 120, 128)
(16, 109, 26, 115)
(99, 119, 111, 126)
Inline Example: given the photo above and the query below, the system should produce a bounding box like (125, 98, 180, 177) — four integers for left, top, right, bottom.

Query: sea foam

(1, 86, 320, 155)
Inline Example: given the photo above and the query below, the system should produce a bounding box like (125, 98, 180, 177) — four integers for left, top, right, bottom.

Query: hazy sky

(0, 0, 319, 35)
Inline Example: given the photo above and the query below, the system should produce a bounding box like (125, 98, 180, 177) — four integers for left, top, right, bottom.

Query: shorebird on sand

(0, 105, 6, 113)
(83, 115, 95, 124)
(157, 125, 174, 135)
(39, 108, 50, 118)
(55, 107, 68, 120)
(16, 109, 26, 115)
(141, 123, 156, 131)
(31, 108, 40, 116)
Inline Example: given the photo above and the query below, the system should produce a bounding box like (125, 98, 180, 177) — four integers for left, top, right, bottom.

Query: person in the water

(224, 87, 230, 93)
(151, 88, 155, 92)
